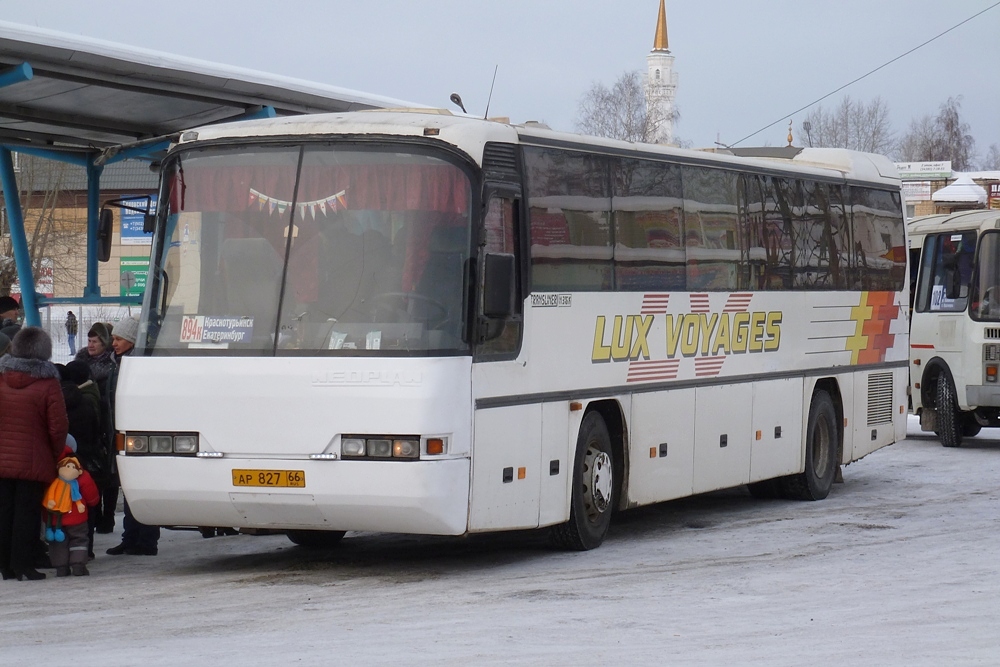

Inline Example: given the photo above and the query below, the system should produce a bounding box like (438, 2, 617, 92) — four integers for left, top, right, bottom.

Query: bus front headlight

(149, 435, 173, 454)
(173, 435, 199, 453)
(125, 435, 148, 454)
(123, 432, 199, 455)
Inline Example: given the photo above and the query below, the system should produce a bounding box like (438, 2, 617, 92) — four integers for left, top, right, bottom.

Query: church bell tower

(645, 0, 677, 145)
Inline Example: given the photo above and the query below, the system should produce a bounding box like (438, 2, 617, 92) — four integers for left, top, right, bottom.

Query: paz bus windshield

(139, 144, 474, 356)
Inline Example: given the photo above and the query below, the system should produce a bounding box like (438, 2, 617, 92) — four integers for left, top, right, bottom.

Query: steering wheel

(369, 292, 449, 328)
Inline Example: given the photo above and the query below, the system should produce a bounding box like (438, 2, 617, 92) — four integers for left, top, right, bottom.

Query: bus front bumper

(118, 455, 471, 535)
(966, 385, 1000, 407)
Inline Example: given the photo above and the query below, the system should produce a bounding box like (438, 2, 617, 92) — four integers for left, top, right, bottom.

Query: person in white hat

(110, 316, 139, 358)
(105, 317, 160, 556)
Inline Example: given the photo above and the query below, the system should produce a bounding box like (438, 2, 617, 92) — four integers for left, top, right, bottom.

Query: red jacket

(0, 357, 69, 484)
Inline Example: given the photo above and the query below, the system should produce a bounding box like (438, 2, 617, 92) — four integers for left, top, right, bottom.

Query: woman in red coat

(0, 327, 68, 581)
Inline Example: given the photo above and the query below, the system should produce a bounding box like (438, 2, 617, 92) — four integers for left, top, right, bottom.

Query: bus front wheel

(779, 390, 838, 501)
(550, 412, 616, 551)
(286, 530, 347, 548)
(936, 375, 964, 448)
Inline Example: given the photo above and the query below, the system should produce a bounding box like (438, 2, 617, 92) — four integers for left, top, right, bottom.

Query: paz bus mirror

(143, 212, 156, 233)
(482, 252, 515, 319)
(97, 208, 114, 262)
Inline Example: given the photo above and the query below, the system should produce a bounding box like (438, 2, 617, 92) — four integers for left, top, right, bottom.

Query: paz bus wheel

(936, 375, 963, 448)
(779, 390, 838, 501)
(286, 530, 347, 548)
(550, 412, 616, 551)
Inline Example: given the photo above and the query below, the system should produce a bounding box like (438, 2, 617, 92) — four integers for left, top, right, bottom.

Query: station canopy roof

(0, 21, 416, 154)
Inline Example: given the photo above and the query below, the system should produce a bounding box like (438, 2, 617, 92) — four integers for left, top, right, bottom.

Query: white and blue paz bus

(117, 111, 908, 550)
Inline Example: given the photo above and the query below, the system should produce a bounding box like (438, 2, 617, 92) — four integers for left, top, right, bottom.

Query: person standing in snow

(73, 322, 117, 533)
(0, 327, 69, 581)
(65, 310, 78, 356)
(105, 317, 160, 556)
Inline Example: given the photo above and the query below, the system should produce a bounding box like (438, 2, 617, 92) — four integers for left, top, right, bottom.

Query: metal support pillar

(0, 62, 33, 89)
(0, 148, 40, 326)
(84, 155, 104, 299)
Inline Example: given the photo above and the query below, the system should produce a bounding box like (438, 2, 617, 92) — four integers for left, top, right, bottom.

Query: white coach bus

(908, 209, 1000, 447)
(116, 111, 908, 550)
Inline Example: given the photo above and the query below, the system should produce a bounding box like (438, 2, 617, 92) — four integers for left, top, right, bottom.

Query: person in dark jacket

(0, 327, 69, 581)
(74, 322, 116, 384)
(73, 325, 118, 533)
(0, 295, 20, 329)
(105, 317, 160, 556)
(65, 310, 78, 356)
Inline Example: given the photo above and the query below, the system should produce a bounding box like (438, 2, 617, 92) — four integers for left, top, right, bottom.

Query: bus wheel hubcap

(587, 450, 613, 515)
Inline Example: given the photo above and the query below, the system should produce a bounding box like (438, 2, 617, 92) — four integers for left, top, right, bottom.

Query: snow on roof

(961, 171, 1000, 181)
(932, 175, 987, 203)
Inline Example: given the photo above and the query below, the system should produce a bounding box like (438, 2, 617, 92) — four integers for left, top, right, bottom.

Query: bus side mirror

(143, 213, 156, 234)
(97, 208, 114, 262)
(482, 252, 515, 319)
(945, 266, 965, 300)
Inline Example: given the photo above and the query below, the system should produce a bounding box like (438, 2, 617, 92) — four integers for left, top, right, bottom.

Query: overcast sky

(4, 0, 999, 160)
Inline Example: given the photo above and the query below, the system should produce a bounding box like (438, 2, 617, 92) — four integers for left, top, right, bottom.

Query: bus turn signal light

(987, 365, 998, 382)
(426, 438, 445, 455)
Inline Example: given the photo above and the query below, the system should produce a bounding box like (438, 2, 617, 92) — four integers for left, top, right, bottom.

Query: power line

(731, 1, 1000, 147)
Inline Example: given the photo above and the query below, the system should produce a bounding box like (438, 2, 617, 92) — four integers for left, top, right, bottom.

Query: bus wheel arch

(779, 384, 840, 501)
(586, 399, 628, 510)
(811, 378, 844, 465)
(920, 358, 953, 414)
(550, 400, 626, 551)
(921, 360, 970, 445)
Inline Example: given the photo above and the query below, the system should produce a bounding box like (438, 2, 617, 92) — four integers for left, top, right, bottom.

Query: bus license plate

(232, 469, 306, 488)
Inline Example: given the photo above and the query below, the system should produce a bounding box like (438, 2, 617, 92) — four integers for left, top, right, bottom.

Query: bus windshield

(973, 231, 1000, 321)
(140, 144, 473, 356)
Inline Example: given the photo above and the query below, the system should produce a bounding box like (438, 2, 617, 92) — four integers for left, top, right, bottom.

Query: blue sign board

(120, 195, 157, 245)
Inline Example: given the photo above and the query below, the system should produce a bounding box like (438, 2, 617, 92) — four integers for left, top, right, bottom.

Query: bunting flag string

(248, 188, 347, 218)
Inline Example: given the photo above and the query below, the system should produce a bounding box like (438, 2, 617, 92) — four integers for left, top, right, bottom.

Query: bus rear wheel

(778, 390, 838, 501)
(286, 530, 347, 548)
(936, 375, 963, 448)
(550, 412, 617, 551)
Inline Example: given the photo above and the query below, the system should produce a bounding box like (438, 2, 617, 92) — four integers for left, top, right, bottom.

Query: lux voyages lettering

(590, 311, 782, 363)
(664, 311, 781, 357)
(592, 315, 654, 362)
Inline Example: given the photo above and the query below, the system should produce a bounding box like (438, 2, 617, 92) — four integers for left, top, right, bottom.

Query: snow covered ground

(4, 418, 999, 666)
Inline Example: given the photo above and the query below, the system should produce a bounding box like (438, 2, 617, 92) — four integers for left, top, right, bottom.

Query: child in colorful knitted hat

(42, 438, 99, 576)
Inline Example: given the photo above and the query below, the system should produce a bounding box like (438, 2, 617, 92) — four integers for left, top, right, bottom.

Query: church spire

(653, 0, 669, 51)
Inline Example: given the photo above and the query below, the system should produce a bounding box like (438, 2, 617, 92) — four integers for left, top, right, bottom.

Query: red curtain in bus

(173, 164, 468, 214)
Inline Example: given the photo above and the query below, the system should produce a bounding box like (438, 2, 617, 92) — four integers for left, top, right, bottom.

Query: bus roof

(181, 110, 901, 188)
(907, 209, 1000, 238)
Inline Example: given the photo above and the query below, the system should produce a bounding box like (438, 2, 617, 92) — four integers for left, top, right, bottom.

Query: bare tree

(898, 97, 977, 171)
(0, 154, 87, 297)
(799, 96, 896, 154)
(576, 70, 670, 144)
(981, 144, 1000, 171)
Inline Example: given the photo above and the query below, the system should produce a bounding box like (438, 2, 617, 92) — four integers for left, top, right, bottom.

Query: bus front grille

(867, 373, 894, 425)
(984, 328, 1000, 340)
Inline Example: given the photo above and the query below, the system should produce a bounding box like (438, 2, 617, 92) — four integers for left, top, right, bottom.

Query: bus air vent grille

(482, 142, 520, 183)
(984, 328, 1000, 340)
(866, 372, 894, 425)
